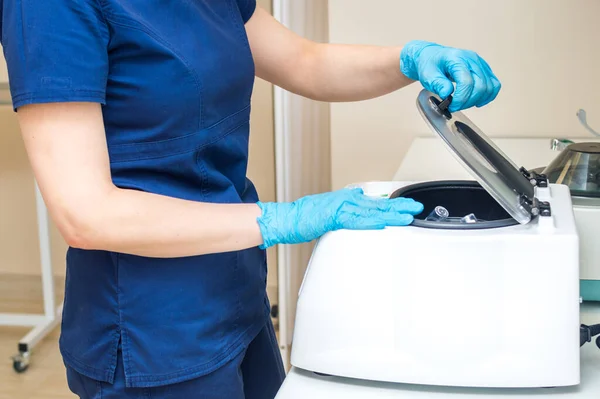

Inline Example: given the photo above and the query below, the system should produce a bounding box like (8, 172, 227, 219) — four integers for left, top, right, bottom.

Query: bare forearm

(71, 187, 264, 258)
(300, 43, 414, 102)
(17, 102, 265, 259)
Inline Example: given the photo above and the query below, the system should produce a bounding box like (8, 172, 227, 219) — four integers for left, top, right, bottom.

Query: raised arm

(245, 7, 409, 102)
(245, 6, 501, 111)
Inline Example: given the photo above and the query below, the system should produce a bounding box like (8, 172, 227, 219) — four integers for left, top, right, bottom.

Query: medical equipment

(460, 213, 478, 223)
(538, 113, 600, 302)
(424, 205, 448, 221)
(543, 142, 600, 301)
(576, 109, 600, 138)
(275, 90, 586, 397)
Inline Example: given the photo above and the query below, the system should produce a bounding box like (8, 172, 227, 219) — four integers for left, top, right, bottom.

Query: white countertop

(276, 303, 600, 398)
(393, 136, 600, 183)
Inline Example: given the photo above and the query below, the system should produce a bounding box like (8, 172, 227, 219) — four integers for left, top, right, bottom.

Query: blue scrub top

(1, 0, 271, 389)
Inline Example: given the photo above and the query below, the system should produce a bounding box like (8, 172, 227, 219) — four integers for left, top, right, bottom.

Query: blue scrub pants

(65, 319, 286, 398)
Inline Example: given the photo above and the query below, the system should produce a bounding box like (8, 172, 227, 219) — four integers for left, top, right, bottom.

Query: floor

(0, 274, 70, 399)
(0, 274, 280, 399)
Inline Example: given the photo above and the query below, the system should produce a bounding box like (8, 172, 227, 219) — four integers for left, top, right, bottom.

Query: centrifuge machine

(275, 90, 583, 397)
(542, 141, 600, 302)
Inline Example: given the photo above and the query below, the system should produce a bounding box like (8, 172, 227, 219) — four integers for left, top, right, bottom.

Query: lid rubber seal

(416, 89, 544, 225)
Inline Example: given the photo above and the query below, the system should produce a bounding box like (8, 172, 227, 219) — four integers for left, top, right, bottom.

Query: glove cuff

(399, 40, 440, 80)
(256, 201, 277, 249)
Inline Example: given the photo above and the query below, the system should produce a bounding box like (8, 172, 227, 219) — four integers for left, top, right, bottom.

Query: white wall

(0, 45, 7, 83)
(273, 0, 331, 367)
(328, 0, 600, 189)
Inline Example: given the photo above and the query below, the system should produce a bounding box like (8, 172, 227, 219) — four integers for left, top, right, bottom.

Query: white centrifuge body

(288, 180, 580, 389)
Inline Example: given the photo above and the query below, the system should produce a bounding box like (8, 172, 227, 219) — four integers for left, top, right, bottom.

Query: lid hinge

(537, 200, 552, 217)
(518, 168, 552, 218)
(518, 167, 553, 217)
(520, 195, 551, 218)
(519, 167, 549, 188)
(519, 194, 534, 215)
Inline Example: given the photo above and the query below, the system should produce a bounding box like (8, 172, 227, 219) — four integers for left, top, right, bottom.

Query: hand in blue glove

(255, 188, 423, 249)
(400, 40, 501, 112)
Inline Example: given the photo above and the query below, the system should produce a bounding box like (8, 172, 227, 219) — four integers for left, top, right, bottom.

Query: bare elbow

(51, 200, 105, 250)
(62, 226, 94, 250)
(56, 212, 97, 250)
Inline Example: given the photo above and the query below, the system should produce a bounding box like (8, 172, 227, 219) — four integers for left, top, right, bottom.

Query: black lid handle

(437, 95, 453, 112)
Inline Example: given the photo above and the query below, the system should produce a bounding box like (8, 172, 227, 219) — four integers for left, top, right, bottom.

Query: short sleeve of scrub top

(1, 0, 110, 110)
(0, 0, 256, 109)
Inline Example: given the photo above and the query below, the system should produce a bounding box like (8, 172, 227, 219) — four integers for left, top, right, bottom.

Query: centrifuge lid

(416, 89, 536, 224)
(542, 142, 600, 198)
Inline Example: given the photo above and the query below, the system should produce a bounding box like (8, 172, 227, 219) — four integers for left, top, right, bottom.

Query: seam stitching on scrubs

(12, 90, 106, 100)
(95, 0, 110, 25)
(61, 348, 108, 375)
(108, 332, 119, 383)
(227, 0, 256, 105)
(11, 91, 106, 107)
(102, 15, 204, 130)
(227, 0, 250, 48)
(113, 252, 123, 382)
(108, 105, 250, 149)
(110, 118, 248, 164)
(198, 152, 209, 199)
(124, 320, 263, 384)
(195, 119, 248, 198)
(123, 328, 134, 387)
(62, 343, 114, 385)
(93, 0, 112, 59)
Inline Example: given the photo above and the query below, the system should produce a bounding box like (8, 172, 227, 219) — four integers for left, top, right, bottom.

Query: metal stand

(1, 182, 63, 373)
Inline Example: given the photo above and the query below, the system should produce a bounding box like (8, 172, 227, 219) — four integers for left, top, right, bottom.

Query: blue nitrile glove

(255, 188, 424, 249)
(400, 40, 501, 112)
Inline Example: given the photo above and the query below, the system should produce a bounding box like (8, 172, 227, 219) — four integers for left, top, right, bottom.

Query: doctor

(1, 1, 500, 398)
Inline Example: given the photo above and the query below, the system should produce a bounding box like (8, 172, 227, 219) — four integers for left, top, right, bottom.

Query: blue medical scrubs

(1, 0, 284, 397)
